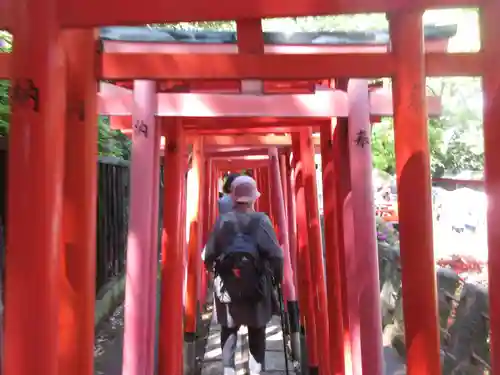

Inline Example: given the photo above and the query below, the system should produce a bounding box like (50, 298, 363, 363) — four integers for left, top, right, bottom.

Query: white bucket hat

(230, 175, 261, 203)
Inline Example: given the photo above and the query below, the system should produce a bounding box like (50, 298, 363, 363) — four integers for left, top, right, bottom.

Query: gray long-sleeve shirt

(218, 194, 233, 214)
(204, 210, 284, 280)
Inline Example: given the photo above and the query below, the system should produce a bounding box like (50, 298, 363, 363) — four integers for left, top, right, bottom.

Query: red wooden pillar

(122, 81, 160, 375)
(291, 135, 319, 375)
(267, 167, 275, 224)
(285, 151, 298, 284)
(347, 80, 384, 374)
(212, 165, 220, 220)
(261, 167, 271, 217)
(332, 84, 353, 373)
(389, 12, 441, 375)
(320, 120, 345, 375)
(257, 168, 264, 211)
(298, 128, 331, 375)
(199, 156, 211, 307)
(202, 157, 212, 243)
(159, 119, 186, 375)
(254, 168, 261, 211)
(181, 154, 189, 297)
(481, 2, 500, 371)
(207, 160, 215, 226)
(185, 138, 205, 372)
(269, 147, 301, 360)
(59, 30, 98, 375)
(5, 0, 66, 374)
(279, 152, 289, 218)
(209, 163, 214, 223)
(146, 117, 162, 375)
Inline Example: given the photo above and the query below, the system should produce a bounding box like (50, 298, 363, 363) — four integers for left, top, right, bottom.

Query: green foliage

(0, 32, 11, 137)
(371, 118, 396, 175)
(0, 31, 131, 159)
(0, 80, 8, 137)
(0, 13, 485, 170)
(98, 117, 131, 160)
(156, 14, 484, 177)
(371, 77, 484, 177)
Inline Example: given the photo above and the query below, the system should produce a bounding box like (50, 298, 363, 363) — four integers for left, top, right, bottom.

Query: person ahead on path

(201, 173, 240, 262)
(218, 173, 240, 214)
(204, 175, 284, 375)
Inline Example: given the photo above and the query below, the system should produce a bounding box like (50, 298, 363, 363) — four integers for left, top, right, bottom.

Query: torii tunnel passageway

(0, 0, 499, 375)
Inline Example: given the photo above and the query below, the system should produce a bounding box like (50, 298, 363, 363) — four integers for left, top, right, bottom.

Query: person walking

(204, 175, 283, 375)
(218, 172, 240, 214)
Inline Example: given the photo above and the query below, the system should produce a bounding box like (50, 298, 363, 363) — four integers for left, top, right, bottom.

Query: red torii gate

(103, 76, 441, 375)
(95, 70, 442, 375)
(0, 2, 499, 375)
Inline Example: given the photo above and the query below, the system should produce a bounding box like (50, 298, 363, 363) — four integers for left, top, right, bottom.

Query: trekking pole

(277, 283, 290, 374)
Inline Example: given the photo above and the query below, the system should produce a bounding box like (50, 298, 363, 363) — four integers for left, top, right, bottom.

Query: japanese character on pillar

(354, 129, 370, 148)
(11, 79, 40, 112)
(133, 120, 149, 138)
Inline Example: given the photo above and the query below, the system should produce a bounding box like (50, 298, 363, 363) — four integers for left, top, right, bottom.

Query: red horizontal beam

(100, 86, 349, 117)
(0, 0, 11, 31)
(204, 146, 271, 154)
(207, 149, 270, 158)
(100, 52, 484, 80)
(101, 53, 395, 80)
(183, 117, 326, 127)
(0, 52, 482, 81)
(370, 87, 442, 117)
(186, 134, 306, 147)
(157, 80, 316, 94)
(55, 0, 480, 28)
(109, 116, 324, 133)
(98, 83, 441, 117)
(212, 159, 268, 170)
(121, 131, 320, 148)
(127, 129, 298, 148)
(210, 154, 270, 161)
(104, 41, 391, 54)
(185, 126, 318, 135)
(103, 41, 395, 54)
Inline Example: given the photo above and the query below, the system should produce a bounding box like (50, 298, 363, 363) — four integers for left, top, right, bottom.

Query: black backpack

(213, 216, 267, 304)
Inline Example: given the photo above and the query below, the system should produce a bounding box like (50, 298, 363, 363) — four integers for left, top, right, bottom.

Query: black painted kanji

(133, 120, 148, 138)
(11, 79, 40, 112)
(354, 129, 370, 148)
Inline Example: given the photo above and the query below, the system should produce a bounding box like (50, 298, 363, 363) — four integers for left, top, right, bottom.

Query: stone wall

(378, 243, 491, 374)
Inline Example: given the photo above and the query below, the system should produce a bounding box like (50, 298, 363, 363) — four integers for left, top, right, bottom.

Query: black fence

(96, 156, 130, 292)
(0, 142, 130, 295)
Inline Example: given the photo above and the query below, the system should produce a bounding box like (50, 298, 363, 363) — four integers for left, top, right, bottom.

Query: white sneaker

(249, 360, 262, 375)
(223, 368, 236, 375)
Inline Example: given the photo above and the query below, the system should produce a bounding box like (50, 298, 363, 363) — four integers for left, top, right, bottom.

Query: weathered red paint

(390, 11, 441, 375)
(320, 120, 345, 375)
(291, 135, 319, 372)
(60, 29, 99, 375)
(5, 0, 66, 374)
(481, 2, 500, 372)
(159, 118, 186, 375)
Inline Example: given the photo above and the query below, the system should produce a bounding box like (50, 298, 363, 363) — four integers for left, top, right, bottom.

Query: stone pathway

(201, 315, 407, 375)
(201, 315, 294, 375)
(94, 304, 406, 375)
(94, 305, 125, 375)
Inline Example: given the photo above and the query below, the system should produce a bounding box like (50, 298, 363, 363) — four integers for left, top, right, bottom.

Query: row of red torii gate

(0, 1, 500, 375)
